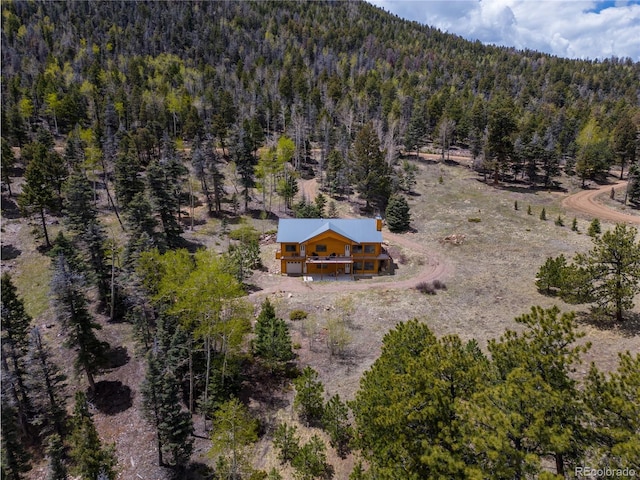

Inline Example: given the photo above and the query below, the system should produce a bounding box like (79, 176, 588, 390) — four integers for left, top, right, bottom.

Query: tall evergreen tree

(322, 394, 352, 458)
(50, 254, 109, 391)
(114, 135, 145, 212)
(570, 224, 640, 322)
(293, 367, 325, 426)
(486, 96, 517, 184)
(1, 137, 16, 196)
(0, 395, 32, 480)
(141, 344, 194, 469)
(253, 298, 295, 373)
(147, 145, 186, 248)
(64, 172, 111, 307)
(1, 273, 34, 436)
(352, 122, 392, 212)
(351, 319, 489, 478)
(68, 392, 117, 480)
(45, 433, 68, 480)
(26, 327, 68, 439)
(584, 352, 640, 470)
(19, 141, 67, 247)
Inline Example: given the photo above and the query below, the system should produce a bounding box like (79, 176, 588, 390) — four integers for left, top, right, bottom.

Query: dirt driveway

(563, 181, 640, 225)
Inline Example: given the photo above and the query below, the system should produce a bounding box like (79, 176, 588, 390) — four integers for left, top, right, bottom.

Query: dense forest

(1, 0, 640, 479)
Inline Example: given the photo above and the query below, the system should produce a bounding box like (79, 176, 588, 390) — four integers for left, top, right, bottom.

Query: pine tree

(273, 423, 300, 464)
(45, 433, 68, 480)
(19, 142, 67, 247)
(64, 172, 111, 308)
(68, 392, 117, 480)
(571, 217, 579, 232)
(1, 137, 16, 196)
(535, 255, 568, 295)
(0, 395, 32, 480)
(322, 394, 352, 458)
(351, 319, 489, 478)
(253, 299, 295, 373)
(573, 224, 640, 322)
(114, 135, 145, 212)
(1, 273, 34, 436)
(293, 367, 325, 426)
(156, 369, 193, 469)
(539, 207, 546, 220)
(587, 218, 601, 237)
(385, 195, 411, 232)
(51, 254, 109, 391)
(291, 435, 328, 480)
(26, 327, 68, 439)
(352, 122, 392, 212)
(405, 100, 428, 158)
(481, 306, 589, 477)
(146, 138, 187, 248)
(141, 343, 193, 469)
(584, 352, 640, 470)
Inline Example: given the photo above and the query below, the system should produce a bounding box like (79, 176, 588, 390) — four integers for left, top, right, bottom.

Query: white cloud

(368, 0, 640, 61)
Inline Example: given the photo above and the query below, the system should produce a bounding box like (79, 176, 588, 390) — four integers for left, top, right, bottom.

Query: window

(364, 245, 376, 254)
(285, 245, 297, 252)
(364, 261, 375, 271)
(316, 244, 327, 252)
(352, 245, 363, 254)
(353, 262, 363, 271)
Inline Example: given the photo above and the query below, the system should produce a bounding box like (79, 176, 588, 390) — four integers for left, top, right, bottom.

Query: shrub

(416, 281, 436, 295)
(385, 195, 411, 232)
(555, 215, 564, 227)
(467, 217, 481, 223)
(540, 208, 547, 220)
(289, 309, 308, 321)
(588, 218, 601, 237)
(432, 279, 447, 290)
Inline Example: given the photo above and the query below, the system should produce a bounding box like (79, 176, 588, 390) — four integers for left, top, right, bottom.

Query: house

(275, 218, 392, 277)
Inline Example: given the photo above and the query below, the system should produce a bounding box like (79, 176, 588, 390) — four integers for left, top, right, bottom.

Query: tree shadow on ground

(178, 236, 205, 253)
(1, 244, 22, 260)
(91, 380, 133, 414)
(240, 361, 292, 414)
(179, 462, 215, 480)
(106, 345, 130, 369)
(576, 310, 640, 337)
(1, 195, 21, 219)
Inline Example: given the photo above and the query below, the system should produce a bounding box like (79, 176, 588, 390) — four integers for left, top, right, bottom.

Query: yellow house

(275, 218, 392, 277)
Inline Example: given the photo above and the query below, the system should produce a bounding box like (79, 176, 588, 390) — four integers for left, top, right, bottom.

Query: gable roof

(276, 218, 382, 244)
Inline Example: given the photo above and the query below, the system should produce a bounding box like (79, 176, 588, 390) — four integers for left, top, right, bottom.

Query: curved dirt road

(562, 181, 640, 225)
(251, 179, 453, 297)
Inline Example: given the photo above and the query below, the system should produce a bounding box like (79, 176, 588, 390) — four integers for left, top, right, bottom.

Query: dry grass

(248, 160, 639, 476)
(3, 155, 639, 480)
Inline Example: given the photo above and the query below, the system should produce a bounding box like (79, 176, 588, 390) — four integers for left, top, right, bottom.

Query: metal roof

(276, 218, 383, 244)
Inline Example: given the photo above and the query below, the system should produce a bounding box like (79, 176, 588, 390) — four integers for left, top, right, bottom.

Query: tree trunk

(555, 453, 564, 477)
(39, 207, 51, 247)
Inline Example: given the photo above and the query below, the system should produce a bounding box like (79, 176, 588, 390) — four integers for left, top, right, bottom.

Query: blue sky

(368, 0, 640, 61)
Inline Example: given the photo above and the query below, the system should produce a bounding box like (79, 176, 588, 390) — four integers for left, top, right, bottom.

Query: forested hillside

(2, 1, 640, 479)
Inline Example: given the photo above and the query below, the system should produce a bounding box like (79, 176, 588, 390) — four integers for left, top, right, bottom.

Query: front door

(300, 244, 306, 257)
(345, 244, 350, 256)
(345, 264, 350, 273)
